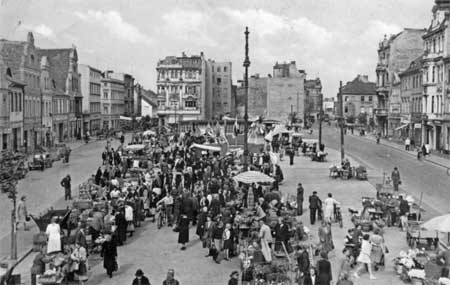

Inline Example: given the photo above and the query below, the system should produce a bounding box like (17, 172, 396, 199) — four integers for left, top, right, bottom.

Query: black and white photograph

(0, 0, 449, 284)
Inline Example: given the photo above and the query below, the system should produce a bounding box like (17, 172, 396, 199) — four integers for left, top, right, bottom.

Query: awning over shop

(395, 124, 408, 131)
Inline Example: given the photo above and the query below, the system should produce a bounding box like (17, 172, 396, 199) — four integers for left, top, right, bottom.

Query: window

(103, 91, 108, 99)
(104, 106, 108, 114)
(217, 67, 221, 72)
(344, 106, 348, 113)
(224, 66, 227, 72)
(369, 96, 373, 102)
(185, 100, 197, 108)
(431, 96, 435, 113)
(344, 96, 348, 102)
(217, 78, 221, 84)
(432, 66, 436, 82)
(9, 92, 13, 112)
(361, 96, 365, 102)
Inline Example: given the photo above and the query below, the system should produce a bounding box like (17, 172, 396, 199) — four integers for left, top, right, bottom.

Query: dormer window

(30, 54, 34, 64)
(6, 68, 12, 77)
(51, 79, 56, 89)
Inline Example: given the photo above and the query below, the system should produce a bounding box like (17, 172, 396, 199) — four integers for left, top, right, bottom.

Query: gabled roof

(341, 76, 376, 95)
(36, 48, 73, 93)
(0, 40, 26, 76)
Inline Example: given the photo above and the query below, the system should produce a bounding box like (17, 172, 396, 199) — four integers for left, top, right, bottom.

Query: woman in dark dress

(115, 208, 127, 246)
(100, 234, 117, 278)
(316, 251, 332, 285)
(178, 214, 189, 250)
(196, 207, 208, 239)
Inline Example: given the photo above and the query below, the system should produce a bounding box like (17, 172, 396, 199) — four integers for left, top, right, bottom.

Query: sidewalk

(348, 132, 450, 169)
(1, 136, 123, 284)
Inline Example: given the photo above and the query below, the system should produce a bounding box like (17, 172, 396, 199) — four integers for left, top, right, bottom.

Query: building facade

(422, 0, 450, 152)
(141, 90, 158, 118)
(341, 75, 377, 123)
(375, 28, 426, 137)
(101, 71, 125, 130)
(399, 56, 423, 145)
(79, 64, 102, 134)
(208, 61, 232, 118)
(134, 83, 143, 117)
(109, 73, 134, 118)
(267, 61, 305, 122)
(37, 46, 82, 141)
(305, 78, 323, 120)
(156, 53, 206, 124)
(0, 60, 25, 151)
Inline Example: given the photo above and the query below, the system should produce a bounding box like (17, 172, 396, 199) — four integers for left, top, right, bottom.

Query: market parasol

(125, 144, 146, 151)
(421, 213, 450, 232)
(143, 130, 156, 136)
(233, 171, 275, 184)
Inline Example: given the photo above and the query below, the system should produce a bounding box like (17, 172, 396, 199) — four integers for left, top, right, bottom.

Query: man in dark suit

(296, 246, 310, 284)
(309, 191, 322, 225)
(274, 217, 290, 252)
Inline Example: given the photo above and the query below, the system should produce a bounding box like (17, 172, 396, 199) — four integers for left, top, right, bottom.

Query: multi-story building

(37, 45, 82, 140)
(235, 74, 268, 119)
(323, 97, 336, 119)
(422, 0, 450, 152)
(0, 33, 42, 151)
(134, 83, 144, 117)
(0, 61, 25, 151)
(79, 64, 102, 134)
(375, 28, 426, 136)
(141, 89, 158, 118)
(341, 75, 377, 123)
(305, 78, 323, 120)
(267, 61, 305, 122)
(109, 73, 134, 117)
(101, 71, 125, 130)
(399, 56, 423, 145)
(156, 52, 207, 124)
(207, 61, 232, 118)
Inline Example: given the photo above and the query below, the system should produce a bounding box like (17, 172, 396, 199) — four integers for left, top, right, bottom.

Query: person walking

(296, 246, 310, 285)
(354, 234, 376, 280)
(391, 167, 401, 191)
(132, 269, 151, 285)
(404, 137, 410, 151)
(297, 183, 304, 216)
(100, 233, 118, 278)
(323, 193, 339, 224)
(17, 195, 28, 231)
(162, 269, 180, 285)
(61, 174, 72, 200)
(178, 214, 189, 250)
(309, 191, 322, 225)
(317, 251, 333, 285)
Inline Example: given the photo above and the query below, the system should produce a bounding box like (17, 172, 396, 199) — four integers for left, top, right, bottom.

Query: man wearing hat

(228, 271, 239, 285)
(297, 183, 304, 216)
(132, 269, 151, 285)
(309, 191, 322, 225)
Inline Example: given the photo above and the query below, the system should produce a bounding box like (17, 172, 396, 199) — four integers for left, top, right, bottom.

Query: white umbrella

(125, 144, 146, 151)
(143, 130, 156, 136)
(421, 214, 450, 232)
(233, 171, 275, 184)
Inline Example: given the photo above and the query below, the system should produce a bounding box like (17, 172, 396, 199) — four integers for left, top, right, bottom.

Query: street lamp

(243, 27, 250, 171)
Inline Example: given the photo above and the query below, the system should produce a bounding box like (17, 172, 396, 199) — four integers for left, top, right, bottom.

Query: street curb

(349, 133, 449, 169)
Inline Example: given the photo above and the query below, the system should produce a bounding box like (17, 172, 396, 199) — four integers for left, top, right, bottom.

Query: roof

(141, 90, 158, 107)
(399, 56, 423, 77)
(341, 76, 376, 95)
(0, 40, 26, 76)
(36, 48, 74, 93)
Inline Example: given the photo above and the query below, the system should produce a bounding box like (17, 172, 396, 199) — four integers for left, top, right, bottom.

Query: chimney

(358, 74, 369, 82)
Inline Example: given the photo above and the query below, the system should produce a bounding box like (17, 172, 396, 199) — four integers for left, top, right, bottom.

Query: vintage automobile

(28, 153, 53, 171)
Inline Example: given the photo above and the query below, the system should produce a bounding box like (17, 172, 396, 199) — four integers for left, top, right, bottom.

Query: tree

(0, 150, 28, 261)
(346, 115, 356, 124)
(357, 112, 368, 126)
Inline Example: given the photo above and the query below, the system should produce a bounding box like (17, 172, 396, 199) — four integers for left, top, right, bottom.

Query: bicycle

(156, 204, 167, 229)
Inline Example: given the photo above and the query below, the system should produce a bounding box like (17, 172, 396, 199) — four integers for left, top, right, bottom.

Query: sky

(0, 0, 434, 98)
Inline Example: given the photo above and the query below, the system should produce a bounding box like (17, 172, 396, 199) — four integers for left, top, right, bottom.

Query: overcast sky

(0, 0, 434, 98)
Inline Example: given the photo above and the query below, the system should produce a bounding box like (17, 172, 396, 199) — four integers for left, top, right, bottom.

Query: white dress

(46, 223, 61, 253)
(357, 240, 372, 264)
(323, 198, 338, 221)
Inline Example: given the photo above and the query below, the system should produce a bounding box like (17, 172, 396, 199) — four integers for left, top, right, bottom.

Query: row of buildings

(338, 0, 450, 153)
(0, 32, 148, 152)
(154, 54, 322, 126)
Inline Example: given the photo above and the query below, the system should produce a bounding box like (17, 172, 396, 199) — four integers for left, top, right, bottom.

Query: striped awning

(395, 124, 408, 131)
